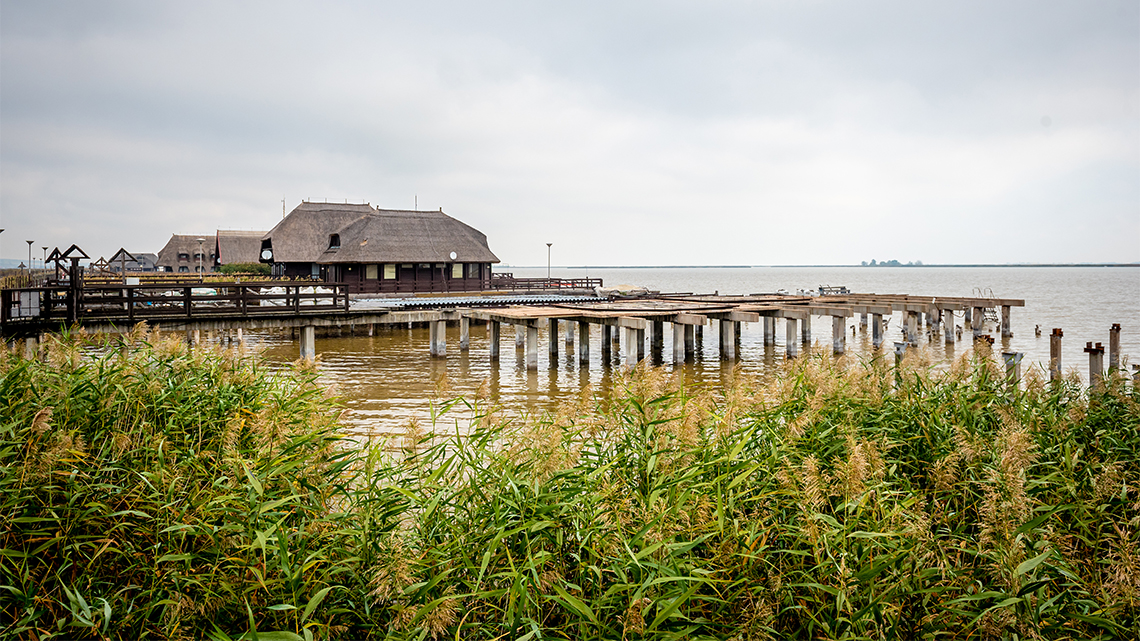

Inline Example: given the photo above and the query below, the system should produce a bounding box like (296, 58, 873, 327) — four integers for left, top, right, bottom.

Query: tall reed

(2, 327, 1137, 639)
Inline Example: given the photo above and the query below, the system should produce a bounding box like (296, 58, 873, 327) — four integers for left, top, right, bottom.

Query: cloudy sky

(1, 1, 1137, 266)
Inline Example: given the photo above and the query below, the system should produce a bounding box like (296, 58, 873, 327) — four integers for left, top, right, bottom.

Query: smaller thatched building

(155, 235, 216, 273)
(260, 202, 499, 293)
(215, 230, 268, 267)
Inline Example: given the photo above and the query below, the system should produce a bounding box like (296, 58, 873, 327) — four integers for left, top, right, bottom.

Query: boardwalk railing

(490, 274, 603, 291)
(2, 282, 350, 331)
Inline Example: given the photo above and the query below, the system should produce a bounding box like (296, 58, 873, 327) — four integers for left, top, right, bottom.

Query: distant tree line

(861, 259, 923, 266)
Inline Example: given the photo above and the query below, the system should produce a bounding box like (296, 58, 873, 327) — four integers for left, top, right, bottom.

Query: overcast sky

(1, 1, 1137, 266)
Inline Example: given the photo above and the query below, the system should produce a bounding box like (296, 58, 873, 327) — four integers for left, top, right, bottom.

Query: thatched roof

(156, 234, 216, 269)
(215, 230, 267, 265)
(263, 202, 499, 264)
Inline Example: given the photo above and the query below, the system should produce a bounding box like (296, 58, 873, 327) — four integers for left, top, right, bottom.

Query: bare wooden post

(1085, 342, 1105, 391)
(1050, 328, 1063, 382)
(1108, 324, 1121, 370)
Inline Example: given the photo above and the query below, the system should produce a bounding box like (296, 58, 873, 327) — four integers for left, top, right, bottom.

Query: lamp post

(42, 247, 48, 272)
(546, 243, 552, 280)
(0, 229, 4, 269)
(26, 240, 33, 273)
(196, 238, 205, 281)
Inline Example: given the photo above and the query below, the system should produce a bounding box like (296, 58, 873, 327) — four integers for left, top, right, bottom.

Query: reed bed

(2, 328, 1137, 639)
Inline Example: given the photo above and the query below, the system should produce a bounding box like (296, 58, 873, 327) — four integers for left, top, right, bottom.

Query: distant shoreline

(497, 263, 1140, 269)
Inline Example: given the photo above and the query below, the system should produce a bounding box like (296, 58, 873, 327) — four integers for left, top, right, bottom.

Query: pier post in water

(637, 328, 646, 362)
(565, 320, 575, 345)
(623, 327, 639, 367)
(860, 313, 868, 331)
(872, 313, 884, 349)
(1002, 351, 1023, 386)
(695, 324, 703, 346)
(459, 317, 470, 351)
(972, 307, 985, 338)
(685, 324, 695, 358)
(963, 307, 972, 330)
(650, 320, 664, 362)
(801, 315, 811, 345)
(719, 320, 736, 360)
(1049, 328, 1063, 382)
(943, 309, 955, 344)
(1085, 342, 1105, 391)
(525, 326, 538, 370)
(763, 317, 775, 345)
(548, 319, 558, 358)
(832, 315, 846, 355)
(578, 321, 589, 365)
(23, 337, 37, 360)
(672, 322, 685, 364)
(785, 317, 798, 358)
(300, 325, 316, 362)
(906, 312, 919, 345)
(515, 325, 525, 349)
(894, 342, 907, 368)
(601, 325, 612, 359)
(1109, 324, 1121, 370)
(489, 321, 500, 361)
(429, 320, 447, 358)
(1001, 305, 1012, 338)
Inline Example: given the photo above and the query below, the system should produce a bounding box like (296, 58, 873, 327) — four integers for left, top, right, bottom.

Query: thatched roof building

(155, 235, 216, 273)
(215, 230, 267, 266)
(261, 202, 499, 293)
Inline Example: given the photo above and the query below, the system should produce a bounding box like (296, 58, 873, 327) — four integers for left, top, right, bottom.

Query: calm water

(245, 266, 1139, 434)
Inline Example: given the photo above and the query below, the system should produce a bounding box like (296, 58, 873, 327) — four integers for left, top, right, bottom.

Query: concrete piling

(637, 328, 646, 362)
(459, 317, 470, 350)
(872, 313, 883, 349)
(832, 315, 845, 355)
(963, 307, 972, 329)
(684, 325, 695, 358)
(1109, 324, 1121, 370)
(763, 317, 775, 345)
(650, 320, 664, 362)
(601, 325, 612, 358)
(623, 326, 638, 367)
(23, 337, 37, 360)
(719, 320, 736, 360)
(489, 321, 500, 360)
(300, 325, 315, 362)
(524, 326, 538, 369)
(894, 342, 907, 368)
(801, 316, 811, 345)
(578, 321, 589, 365)
(429, 320, 447, 357)
(1085, 342, 1104, 391)
(673, 322, 685, 364)
(515, 325, 525, 349)
(943, 310, 955, 344)
(972, 307, 985, 338)
(548, 319, 558, 357)
(1001, 305, 1012, 338)
(860, 312, 868, 330)
(785, 318, 798, 358)
(906, 312, 919, 345)
(565, 320, 575, 345)
(1002, 351, 1023, 386)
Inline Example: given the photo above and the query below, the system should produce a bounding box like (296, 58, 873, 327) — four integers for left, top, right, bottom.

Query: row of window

(176, 252, 215, 261)
(361, 263, 483, 280)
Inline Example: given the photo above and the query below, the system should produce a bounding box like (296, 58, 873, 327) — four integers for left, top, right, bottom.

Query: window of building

(467, 264, 480, 279)
(178, 266, 189, 272)
(383, 264, 396, 279)
(328, 234, 340, 250)
(178, 253, 189, 261)
(365, 265, 378, 280)
(451, 263, 463, 278)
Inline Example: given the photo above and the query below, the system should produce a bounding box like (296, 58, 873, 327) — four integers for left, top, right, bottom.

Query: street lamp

(546, 242, 552, 280)
(196, 238, 205, 281)
(42, 247, 48, 271)
(0, 229, 5, 269)
(26, 240, 33, 273)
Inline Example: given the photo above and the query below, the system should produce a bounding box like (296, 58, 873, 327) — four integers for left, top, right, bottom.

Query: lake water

(247, 266, 1139, 434)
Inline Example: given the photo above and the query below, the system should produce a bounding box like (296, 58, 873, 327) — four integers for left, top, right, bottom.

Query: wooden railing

(490, 274, 603, 291)
(1, 283, 350, 331)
